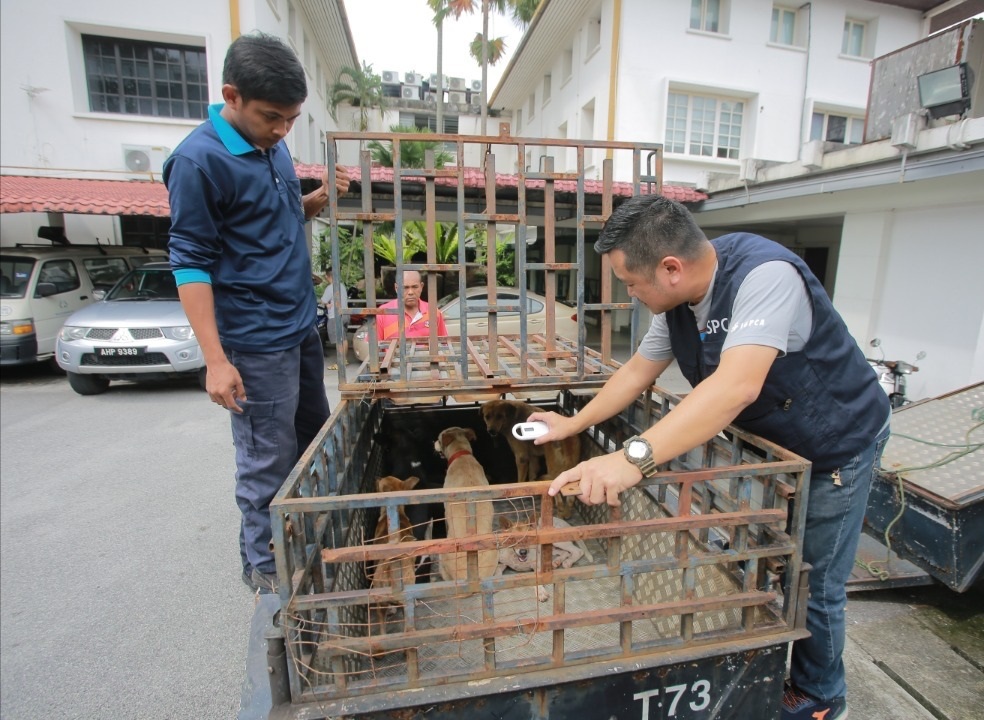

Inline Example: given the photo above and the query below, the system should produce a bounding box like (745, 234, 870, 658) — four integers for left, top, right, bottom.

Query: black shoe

(781, 684, 848, 720)
(250, 568, 279, 595)
(242, 568, 258, 592)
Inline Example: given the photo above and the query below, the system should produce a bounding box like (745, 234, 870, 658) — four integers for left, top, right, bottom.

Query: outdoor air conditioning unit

(470, 79, 482, 92)
(449, 77, 467, 90)
(122, 145, 171, 178)
(429, 73, 449, 89)
(404, 72, 423, 86)
(381, 70, 401, 85)
(401, 86, 421, 100)
(448, 90, 467, 105)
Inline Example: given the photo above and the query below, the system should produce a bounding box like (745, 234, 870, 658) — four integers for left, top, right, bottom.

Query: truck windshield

(106, 268, 179, 301)
(0, 257, 36, 298)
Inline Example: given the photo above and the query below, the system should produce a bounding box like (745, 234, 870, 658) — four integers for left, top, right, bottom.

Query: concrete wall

(846, 203, 984, 400)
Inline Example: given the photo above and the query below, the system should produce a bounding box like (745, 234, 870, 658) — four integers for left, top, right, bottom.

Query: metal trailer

(860, 382, 984, 593)
(241, 130, 811, 719)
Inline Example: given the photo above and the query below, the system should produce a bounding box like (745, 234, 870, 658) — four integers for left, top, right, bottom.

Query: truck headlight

(59, 326, 88, 341)
(162, 326, 195, 341)
(2, 319, 36, 336)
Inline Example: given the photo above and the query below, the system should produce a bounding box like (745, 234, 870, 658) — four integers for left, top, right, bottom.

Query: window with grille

(842, 19, 867, 57)
(690, 0, 729, 34)
(665, 91, 744, 159)
(810, 111, 864, 145)
(82, 35, 208, 119)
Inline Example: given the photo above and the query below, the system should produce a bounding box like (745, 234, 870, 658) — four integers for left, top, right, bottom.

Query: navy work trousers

(227, 326, 329, 576)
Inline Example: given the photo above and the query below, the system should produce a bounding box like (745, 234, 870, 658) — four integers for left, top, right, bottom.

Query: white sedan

(353, 287, 580, 361)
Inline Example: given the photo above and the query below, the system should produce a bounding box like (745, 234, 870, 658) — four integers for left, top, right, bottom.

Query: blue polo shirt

(164, 103, 315, 352)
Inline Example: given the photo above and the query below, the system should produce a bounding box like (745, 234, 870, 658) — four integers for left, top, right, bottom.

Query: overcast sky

(343, 0, 525, 92)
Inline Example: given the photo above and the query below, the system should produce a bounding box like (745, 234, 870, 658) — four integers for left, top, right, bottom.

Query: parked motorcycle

(866, 338, 925, 409)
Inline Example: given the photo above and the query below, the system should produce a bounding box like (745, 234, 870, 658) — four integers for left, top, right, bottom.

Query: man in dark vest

(535, 195, 890, 720)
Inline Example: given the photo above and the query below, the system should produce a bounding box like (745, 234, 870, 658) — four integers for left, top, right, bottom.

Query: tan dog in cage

(434, 427, 498, 583)
(480, 399, 580, 517)
(367, 475, 420, 634)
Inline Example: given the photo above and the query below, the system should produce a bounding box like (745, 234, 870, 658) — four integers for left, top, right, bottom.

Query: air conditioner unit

(738, 158, 760, 183)
(122, 145, 171, 177)
(448, 90, 466, 104)
(404, 72, 423, 86)
(428, 73, 448, 89)
(381, 70, 400, 85)
(449, 77, 466, 91)
(470, 79, 482, 92)
(401, 86, 421, 100)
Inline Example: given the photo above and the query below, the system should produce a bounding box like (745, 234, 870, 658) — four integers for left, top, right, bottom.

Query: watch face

(627, 441, 647, 459)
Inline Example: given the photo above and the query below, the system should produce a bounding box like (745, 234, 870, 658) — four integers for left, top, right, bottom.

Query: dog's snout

(517, 549, 528, 561)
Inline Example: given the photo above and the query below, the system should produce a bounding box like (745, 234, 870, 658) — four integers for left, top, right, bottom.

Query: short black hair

(222, 32, 307, 106)
(594, 195, 706, 276)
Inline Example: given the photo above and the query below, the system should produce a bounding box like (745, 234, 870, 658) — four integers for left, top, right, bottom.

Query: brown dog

(368, 475, 420, 634)
(480, 400, 580, 517)
(433, 427, 498, 583)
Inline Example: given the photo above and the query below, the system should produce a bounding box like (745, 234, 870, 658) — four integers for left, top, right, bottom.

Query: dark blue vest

(665, 233, 889, 471)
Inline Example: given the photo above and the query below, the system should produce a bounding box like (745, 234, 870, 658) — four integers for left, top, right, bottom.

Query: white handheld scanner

(512, 421, 549, 441)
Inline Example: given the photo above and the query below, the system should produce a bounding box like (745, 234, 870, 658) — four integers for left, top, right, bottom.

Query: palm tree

(328, 62, 385, 133)
(368, 125, 454, 168)
(428, 0, 476, 134)
(431, 0, 541, 135)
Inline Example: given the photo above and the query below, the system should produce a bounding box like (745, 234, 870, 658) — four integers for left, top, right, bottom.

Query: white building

(489, 1, 984, 399)
(491, 0, 935, 185)
(0, 0, 357, 248)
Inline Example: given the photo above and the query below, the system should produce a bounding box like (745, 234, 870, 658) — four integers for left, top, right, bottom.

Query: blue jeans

(228, 327, 330, 575)
(790, 423, 890, 700)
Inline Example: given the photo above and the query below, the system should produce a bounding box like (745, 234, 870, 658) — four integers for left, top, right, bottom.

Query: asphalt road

(0, 364, 258, 720)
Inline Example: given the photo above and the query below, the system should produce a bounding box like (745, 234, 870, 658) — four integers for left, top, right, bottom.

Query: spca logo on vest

(704, 317, 766, 336)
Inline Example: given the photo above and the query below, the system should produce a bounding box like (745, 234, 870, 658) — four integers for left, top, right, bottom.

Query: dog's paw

(536, 585, 550, 602)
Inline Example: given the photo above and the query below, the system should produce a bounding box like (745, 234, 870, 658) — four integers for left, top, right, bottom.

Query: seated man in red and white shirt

(376, 270, 448, 341)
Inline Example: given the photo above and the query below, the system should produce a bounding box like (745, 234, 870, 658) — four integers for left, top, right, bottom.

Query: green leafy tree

(328, 62, 385, 132)
(368, 125, 454, 168)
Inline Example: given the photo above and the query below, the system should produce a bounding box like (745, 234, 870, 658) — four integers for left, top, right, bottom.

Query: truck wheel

(67, 372, 110, 395)
(197, 367, 208, 391)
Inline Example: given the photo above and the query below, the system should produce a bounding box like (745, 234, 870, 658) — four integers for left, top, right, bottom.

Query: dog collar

(447, 449, 472, 465)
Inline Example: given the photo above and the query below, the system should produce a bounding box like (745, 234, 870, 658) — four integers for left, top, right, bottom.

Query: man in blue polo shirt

(164, 32, 349, 595)
(536, 195, 890, 720)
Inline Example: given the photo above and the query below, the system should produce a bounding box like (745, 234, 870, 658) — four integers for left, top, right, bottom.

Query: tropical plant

(471, 225, 517, 286)
(469, 34, 507, 65)
(315, 226, 364, 287)
(328, 62, 385, 132)
(371, 232, 426, 266)
(367, 125, 454, 168)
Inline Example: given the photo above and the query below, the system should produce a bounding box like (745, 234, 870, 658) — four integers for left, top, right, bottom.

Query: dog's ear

(464, 427, 477, 442)
(404, 476, 420, 490)
(497, 515, 514, 531)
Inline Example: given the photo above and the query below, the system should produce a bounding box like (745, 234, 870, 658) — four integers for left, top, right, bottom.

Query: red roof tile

(0, 175, 171, 217)
(1, 166, 704, 217)
(295, 163, 706, 204)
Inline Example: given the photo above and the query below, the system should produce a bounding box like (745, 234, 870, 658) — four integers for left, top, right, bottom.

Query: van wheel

(197, 367, 208, 391)
(67, 372, 110, 395)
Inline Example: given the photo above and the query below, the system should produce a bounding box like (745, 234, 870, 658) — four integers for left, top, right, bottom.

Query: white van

(0, 245, 168, 366)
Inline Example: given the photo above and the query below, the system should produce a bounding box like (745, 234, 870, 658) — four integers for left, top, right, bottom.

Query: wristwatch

(623, 435, 658, 477)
